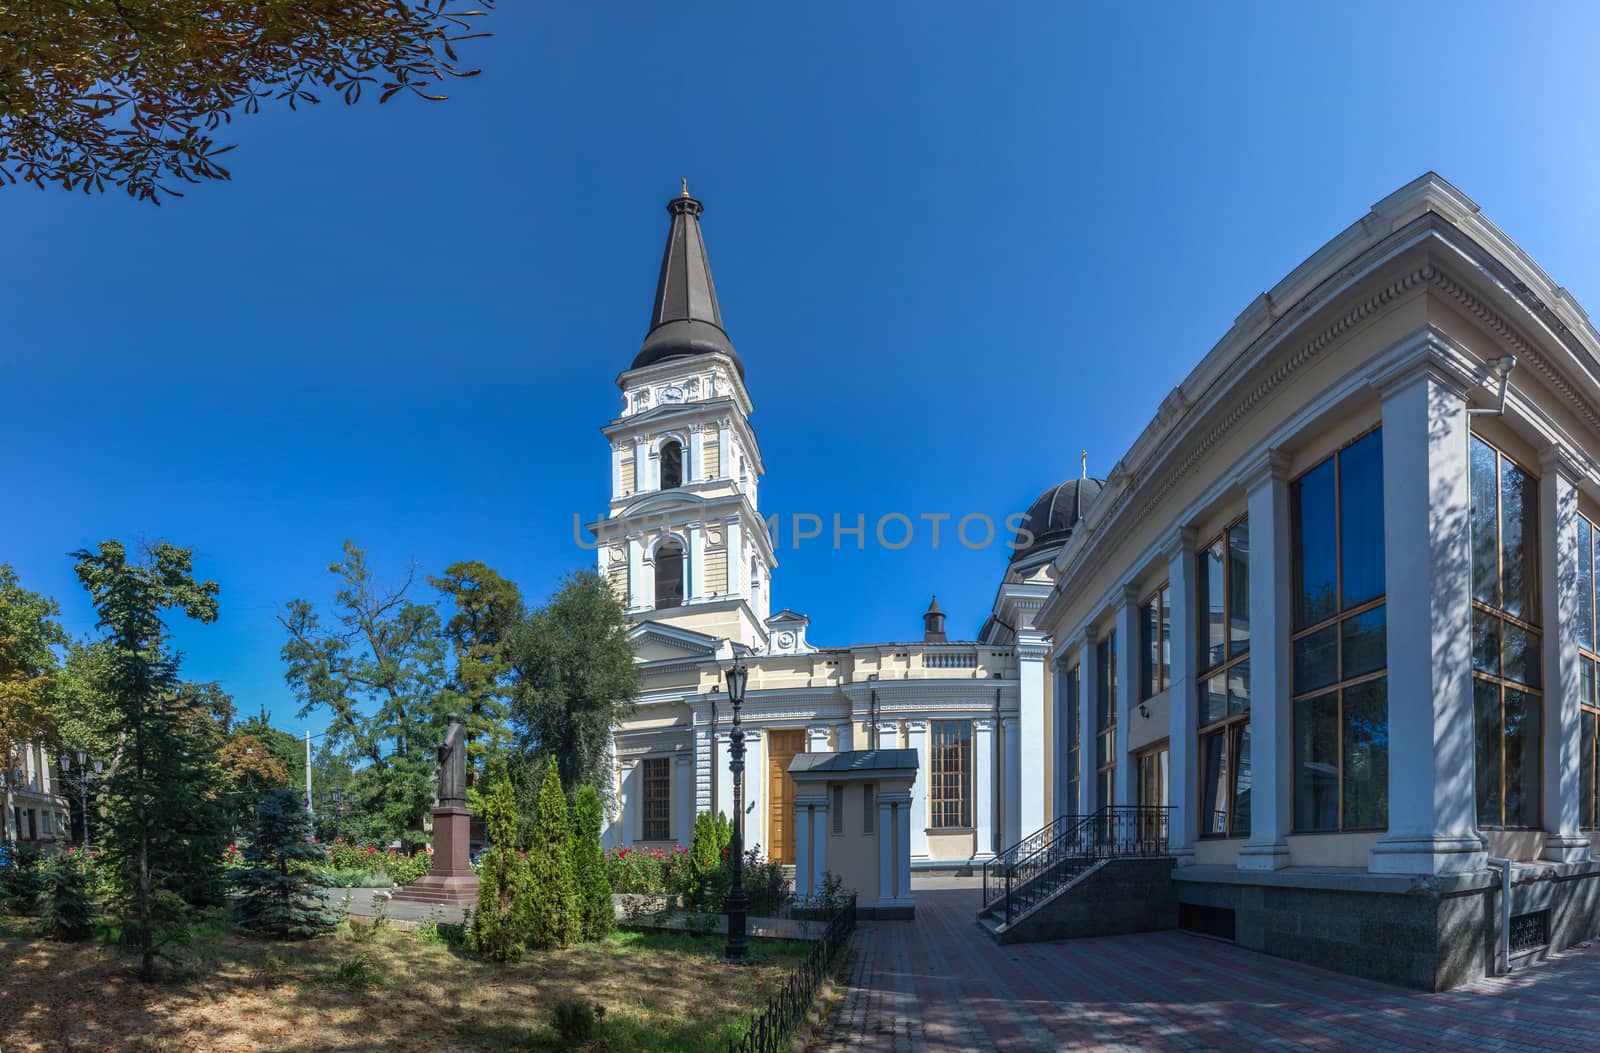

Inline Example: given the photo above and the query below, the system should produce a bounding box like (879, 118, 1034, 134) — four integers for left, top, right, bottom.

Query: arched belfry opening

(655, 539, 685, 609)
(660, 439, 683, 490)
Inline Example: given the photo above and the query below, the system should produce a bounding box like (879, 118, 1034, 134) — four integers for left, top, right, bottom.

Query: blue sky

(7, 1, 1600, 736)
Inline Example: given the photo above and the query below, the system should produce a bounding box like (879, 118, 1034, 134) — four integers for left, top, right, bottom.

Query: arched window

(655, 540, 685, 609)
(660, 440, 683, 490)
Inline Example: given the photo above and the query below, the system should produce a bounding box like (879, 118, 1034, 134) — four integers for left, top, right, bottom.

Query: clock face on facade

(777, 631, 796, 649)
(660, 385, 686, 404)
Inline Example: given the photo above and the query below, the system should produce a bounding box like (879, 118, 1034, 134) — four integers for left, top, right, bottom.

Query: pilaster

(1001, 715, 1022, 845)
(1238, 448, 1292, 871)
(973, 718, 996, 860)
(1164, 527, 1198, 863)
(1540, 446, 1591, 862)
(1016, 630, 1049, 836)
(1114, 585, 1140, 813)
(905, 720, 931, 860)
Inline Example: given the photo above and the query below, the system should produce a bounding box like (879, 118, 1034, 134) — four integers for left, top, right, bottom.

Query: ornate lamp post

(57, 750, 102, 853)
(724, 654, 750, 962)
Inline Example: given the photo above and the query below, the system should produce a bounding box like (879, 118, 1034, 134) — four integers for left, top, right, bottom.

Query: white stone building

(3, 743, 72, 848)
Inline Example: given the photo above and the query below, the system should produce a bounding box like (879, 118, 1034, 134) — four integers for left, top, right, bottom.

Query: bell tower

(590, 186, 775, 647)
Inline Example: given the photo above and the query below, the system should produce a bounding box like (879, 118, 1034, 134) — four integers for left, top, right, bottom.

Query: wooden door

(765, 729, 806, 864)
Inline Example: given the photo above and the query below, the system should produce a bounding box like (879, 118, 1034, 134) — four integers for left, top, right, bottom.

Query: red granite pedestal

(391, 805, 479, 907)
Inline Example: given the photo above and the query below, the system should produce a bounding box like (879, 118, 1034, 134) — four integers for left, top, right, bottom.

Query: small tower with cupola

(590, 185, 775, 648)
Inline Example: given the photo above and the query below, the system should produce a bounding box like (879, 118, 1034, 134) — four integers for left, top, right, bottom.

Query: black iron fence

(981, 806, 1172, 924)
(727, 895, 857, 1053)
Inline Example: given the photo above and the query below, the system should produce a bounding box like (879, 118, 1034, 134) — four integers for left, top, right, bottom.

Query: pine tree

(71, 540, 224, 982)
(35, 852, 94, 941)
(569, 784, 613, 941)
(233, 789, 340, 938)
(525, 764, 578, 949)
(470, 776, 533, 963)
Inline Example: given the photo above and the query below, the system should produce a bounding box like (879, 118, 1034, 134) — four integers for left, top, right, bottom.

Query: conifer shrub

(0, 843, 44, 915)
(470, 776, 534, 963)
(569, 784, 614, 940)
(35, 851, 95, 940)
(233, 789, 341, 938)
(526, 764, 579, 949)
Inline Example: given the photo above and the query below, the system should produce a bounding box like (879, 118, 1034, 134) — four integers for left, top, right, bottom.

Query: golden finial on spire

(681, 178, 690, 199)
(1081, 449, 1088, 479)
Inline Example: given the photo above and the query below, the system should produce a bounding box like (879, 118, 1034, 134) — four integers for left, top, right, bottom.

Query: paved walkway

(816, 877, 1600, 1052)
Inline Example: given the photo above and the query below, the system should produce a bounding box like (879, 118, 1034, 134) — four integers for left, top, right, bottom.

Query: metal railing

(728, 895, 857, 1053)
(981, 806, 1173, 925)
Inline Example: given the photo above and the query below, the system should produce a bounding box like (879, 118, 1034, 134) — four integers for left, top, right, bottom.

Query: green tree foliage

(280, 541, 457, 848)
(510, 571, 640, 811)
(234, 788, 340, 938)
(470, 775, 533, 963)
(0, 0, 496, 202)
(430, 561, 522, 785)
(0, 564, 66, 771)
(0, 842, 45, 913)
(688, 810, 733, 873)
(569, 784, 613, 941)
(71, 540, 225, 982)
(525, 765, 578, 949)
(36, 852, 95, 941)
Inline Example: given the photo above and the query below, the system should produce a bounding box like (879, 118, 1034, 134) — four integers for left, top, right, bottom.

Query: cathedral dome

(632, 189, 745, 379)
(1011, 477, 1103, 563)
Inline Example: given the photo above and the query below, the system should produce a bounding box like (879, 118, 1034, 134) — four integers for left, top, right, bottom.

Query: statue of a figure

(436, 713, 467, 808)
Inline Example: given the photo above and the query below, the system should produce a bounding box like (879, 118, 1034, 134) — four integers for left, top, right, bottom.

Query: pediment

(627, 621, 720, 663)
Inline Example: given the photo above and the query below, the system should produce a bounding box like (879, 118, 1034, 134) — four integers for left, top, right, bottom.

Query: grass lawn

(0, 914, 812, 1052)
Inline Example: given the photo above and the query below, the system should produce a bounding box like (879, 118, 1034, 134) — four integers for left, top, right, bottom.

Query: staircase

(978, 806, 1174, 943)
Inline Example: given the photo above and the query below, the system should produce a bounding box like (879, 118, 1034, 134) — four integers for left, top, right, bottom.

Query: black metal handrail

(981, 806, 1173, 924)
(727, 895, 857, 1053)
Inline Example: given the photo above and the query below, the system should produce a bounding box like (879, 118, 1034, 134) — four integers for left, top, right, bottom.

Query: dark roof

(632, 192, 744, 378)
(788, 749, 918, 775)
(1011, 477, 1104, 563)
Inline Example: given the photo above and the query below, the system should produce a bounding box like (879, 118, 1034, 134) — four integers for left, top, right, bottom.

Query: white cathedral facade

(592, 187, 1066, 868)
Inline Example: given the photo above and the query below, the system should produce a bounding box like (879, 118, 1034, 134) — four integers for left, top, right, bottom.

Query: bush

(741, 846, 792, 918)
(550, 997, 606, 1044)
(526, 765, 579, 949)
(569, 785, 614, 941)
(470, 778, 534, 964)
(36, 852, 95, 940)
(233, 789, 342, 938)
(0, 843, 45, 914)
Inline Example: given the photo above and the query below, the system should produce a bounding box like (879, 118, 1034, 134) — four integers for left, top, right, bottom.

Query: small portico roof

(788, 749, 917, 778)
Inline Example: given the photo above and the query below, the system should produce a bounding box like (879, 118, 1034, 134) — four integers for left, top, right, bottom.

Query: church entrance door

(765, 729, 806, 864)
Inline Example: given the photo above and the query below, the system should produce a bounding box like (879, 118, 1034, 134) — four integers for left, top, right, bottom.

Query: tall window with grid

(1140, 584, 1171, 701)
(1289, 429, 1388, 833)
(1197, 518, 1250, 838)
(1469, 436, 1542, 829)
(642, 757, 671, 841)
(1095, 632, 1117, 810)
(929, 721, 972, 829)
(1575, 513, 1600, 831)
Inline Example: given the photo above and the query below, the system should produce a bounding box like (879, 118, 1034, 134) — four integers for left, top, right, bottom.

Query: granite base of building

(1173, 861, 1600, 991)
(993, 858, 1177, 945)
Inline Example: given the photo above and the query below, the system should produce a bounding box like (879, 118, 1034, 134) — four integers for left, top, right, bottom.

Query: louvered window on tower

(655, 540, 685, 609)
(660, 440, 683, 489)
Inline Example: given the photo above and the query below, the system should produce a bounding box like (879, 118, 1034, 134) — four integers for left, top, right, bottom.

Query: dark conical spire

(632, 183, 744, 378)
(923, 596, 947, 643)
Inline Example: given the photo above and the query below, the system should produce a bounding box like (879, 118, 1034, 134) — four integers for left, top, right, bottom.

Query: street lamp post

(724, 655, 750, 962)
(57, 751, 101, 853)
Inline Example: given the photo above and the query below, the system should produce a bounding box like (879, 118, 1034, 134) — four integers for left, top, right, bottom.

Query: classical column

(743, 730, 765, 855)
(688, 523, 705, 602)
(1077, 636, 1097, 814)
(694, 719, 714, 815)
(807, 726, 831, 753)
(896, 793, 913, 901)
(673, 751, 694, 847)
(836, 721, 855, 752)
(1238, 448, 1292, 871)
(1017, 631, 1049, 837)
(1541, 447, 1591, 862)
(633, 437, 649, 492)
(811, 793, 829, 896)
(1114, 586, 1140, 812)
(1368, 351, 1487, 875)
(1001, 715, 1022, 845)
(689, 429, 705, 483)
(1164, 528, 1198, 863)
(878, 793, 895, 904)
(794, 801, 813, 899)
(905, 720, 931, 860)
(726, 516, 744, 598)
(616, 759, 638, 846)
(611, 443, 625, 499)
(972, 718, 996, 860)
(626, 535, 646, 610)
(876, 721, 900, 751)
(714, 730, 734, 822)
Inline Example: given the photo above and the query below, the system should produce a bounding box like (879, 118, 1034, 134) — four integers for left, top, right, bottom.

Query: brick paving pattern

(817, 877, 1600, 1052)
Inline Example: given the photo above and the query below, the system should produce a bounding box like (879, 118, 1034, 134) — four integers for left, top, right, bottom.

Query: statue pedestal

(391, 805, 479, 907)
